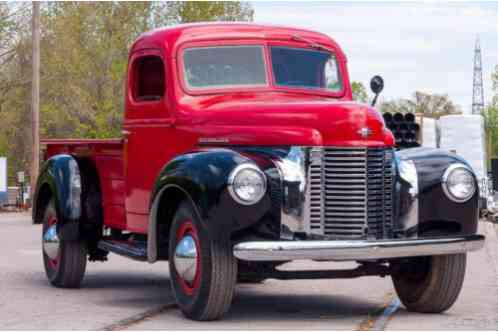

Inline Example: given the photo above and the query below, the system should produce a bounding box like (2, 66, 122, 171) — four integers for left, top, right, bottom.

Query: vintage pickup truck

(33, 23, 484, 321)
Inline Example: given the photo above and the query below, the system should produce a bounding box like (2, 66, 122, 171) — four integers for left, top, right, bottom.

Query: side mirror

(370, 75, 384, 107)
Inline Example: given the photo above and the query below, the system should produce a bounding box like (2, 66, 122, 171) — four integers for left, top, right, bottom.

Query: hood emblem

(198, 137, 230, 145)
(358, 127, 372, 138)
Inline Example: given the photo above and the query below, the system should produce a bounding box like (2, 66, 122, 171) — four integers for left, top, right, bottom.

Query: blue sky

(252, 1, 498, 112)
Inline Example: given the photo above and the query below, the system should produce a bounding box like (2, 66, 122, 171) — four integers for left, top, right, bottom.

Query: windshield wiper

(291, 34, 334, 53)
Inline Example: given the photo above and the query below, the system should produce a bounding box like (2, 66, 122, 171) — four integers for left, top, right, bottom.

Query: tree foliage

(351, 81, 368, 103)
(491, 65, 498, 106)
(483, 66, 498, 158)
(0, 1, 253, 185)
(0, 3, 31, 184)
(166, 2, 254, 23)
(482, 101, 498, 158)
(380, 91, 461, 118)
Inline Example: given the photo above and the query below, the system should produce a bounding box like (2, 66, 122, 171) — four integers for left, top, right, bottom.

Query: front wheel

(169, 201, 237, 321)
(392, 254, 466, 313)
(42, 199, 87, 288)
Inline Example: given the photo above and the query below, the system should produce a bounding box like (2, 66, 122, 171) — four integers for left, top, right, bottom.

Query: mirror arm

(371, 94, 379, 107)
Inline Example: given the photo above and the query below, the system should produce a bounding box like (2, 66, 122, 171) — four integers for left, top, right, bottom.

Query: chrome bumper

(233, 235, 485, 261)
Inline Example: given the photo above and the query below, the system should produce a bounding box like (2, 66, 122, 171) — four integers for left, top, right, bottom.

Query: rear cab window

(133, 55, 165, 102)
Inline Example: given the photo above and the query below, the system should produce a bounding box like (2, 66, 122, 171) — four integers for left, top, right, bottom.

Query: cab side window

(133, 55, 165, 102)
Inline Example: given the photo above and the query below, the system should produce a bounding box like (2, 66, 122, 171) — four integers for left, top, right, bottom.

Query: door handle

(122, 130, 131, 137)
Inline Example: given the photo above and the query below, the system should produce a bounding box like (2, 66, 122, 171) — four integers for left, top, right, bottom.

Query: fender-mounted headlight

(228, 163, 267, 205)
(442, 163, 476, 203)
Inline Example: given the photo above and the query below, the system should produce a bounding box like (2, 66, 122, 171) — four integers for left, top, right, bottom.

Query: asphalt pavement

(0, 212, 497, 330)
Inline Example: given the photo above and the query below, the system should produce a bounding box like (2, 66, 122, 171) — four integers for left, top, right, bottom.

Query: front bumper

(233, 235, 485, 261)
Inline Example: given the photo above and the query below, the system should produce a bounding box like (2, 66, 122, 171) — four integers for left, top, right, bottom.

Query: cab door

(123, 49, 175, 233)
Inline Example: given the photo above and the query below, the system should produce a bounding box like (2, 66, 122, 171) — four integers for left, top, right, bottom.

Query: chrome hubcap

(43, 224, 59, 260)
(174, 235, 198, 284)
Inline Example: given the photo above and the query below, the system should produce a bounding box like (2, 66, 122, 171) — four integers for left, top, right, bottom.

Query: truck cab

(33, 23, 484, 321)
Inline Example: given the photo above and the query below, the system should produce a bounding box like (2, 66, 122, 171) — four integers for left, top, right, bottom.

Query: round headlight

(442, 164, 476, 203)
(228, 164, 267, 205)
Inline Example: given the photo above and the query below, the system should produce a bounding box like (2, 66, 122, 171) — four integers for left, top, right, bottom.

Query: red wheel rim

(175, 220, 201, 295)
(46, 215, 59, 269)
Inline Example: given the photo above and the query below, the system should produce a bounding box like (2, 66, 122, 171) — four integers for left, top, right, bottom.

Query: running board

(98, 240, 148, 261)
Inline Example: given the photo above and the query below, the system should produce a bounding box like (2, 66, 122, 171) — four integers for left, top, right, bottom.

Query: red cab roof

(130, 22, 346, 60)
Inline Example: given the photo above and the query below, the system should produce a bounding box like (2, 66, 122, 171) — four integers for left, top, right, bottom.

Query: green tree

(410, 91, 461, 118)
(39, 2, 254, 139)
(166, 2, 254, 23)
(0, 3, 31, 185)
(482, 101, 498, 158)
(491, 65, 498, 106)
(379, 99, 414, 114)
(0, 3, 30, 101)
(351, 81, 368, 103)
(484, 65, 498, 158)
(0, 1, 254, 184)
(380, 91, 461, 118)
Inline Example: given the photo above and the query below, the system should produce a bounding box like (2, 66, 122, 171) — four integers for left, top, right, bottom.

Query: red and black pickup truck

(33, 23, 484, 321)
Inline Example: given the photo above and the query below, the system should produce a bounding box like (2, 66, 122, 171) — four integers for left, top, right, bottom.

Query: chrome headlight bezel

(228, 163, 267, 205)
(442, 163, 476, 203)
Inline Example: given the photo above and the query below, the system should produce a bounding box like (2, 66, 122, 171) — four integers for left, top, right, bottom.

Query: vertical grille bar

(309, 148, 324, 235)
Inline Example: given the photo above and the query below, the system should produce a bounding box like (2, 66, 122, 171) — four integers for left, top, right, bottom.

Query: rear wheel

(392, 254, 466, 313)
(169, 201, 237, 321)
(42, 199, 87, 288)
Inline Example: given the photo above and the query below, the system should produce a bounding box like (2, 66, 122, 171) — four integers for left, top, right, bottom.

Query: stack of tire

(382, 112, 420, 149)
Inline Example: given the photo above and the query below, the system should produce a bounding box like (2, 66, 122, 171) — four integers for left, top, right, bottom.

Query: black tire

(392, 254, 466, 313)
(169, 200, 237, 321)
(42, 199, 87, 288)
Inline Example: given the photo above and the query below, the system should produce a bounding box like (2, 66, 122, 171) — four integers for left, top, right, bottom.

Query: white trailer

(420, 117, 438, 148)
(439, 114, 487, 182)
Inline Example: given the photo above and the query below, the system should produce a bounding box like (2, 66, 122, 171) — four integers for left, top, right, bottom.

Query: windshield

(270, 46, 342, 92)
(183, 46, 267, 89)
(181, 45, 342, 93)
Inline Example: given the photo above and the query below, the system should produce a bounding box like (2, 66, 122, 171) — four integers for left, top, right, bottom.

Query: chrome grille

(308, 147, 394, 239)
(367, 148, 394, 238)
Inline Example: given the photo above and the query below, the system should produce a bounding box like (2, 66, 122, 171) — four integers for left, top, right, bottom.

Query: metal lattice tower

(472, 36, 485, 114)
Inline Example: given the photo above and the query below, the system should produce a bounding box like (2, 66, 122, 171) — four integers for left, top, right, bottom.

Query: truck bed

(42, 139, 126, 229)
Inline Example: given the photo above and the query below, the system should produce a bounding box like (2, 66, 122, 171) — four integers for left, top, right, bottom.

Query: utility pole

(31, 2, 40, 197)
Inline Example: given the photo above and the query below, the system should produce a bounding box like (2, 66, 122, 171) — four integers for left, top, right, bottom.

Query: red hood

(177, 93, 394, 147)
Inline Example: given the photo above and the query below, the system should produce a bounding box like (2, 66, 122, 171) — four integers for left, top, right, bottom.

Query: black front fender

(395, 147, 479, 236)
(32, 154, 82, 240)
(148, 148, 272, 253)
